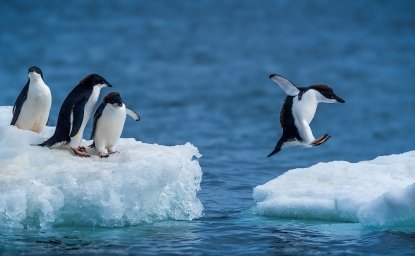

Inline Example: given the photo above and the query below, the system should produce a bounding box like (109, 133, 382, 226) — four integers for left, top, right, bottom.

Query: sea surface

(1, 0, 415, 255)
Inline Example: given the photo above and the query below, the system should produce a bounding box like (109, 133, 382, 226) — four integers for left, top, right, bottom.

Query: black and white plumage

(90, 92, 140, 158)
(267, 74, 345, 157)
(39, 74, 112, 157)
(11, 66, 51, 133)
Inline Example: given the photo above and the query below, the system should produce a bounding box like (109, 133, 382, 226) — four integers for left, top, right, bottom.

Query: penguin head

(81, 74, 113, 89)
(104, 92, 124, 108)
(28, 66, 43, 80)
(309, 84, 345, 104)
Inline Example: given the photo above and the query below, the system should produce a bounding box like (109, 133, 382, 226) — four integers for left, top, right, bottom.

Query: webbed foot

(108, 149, 118, 154)
(99, 153, 110, 158)
(311, 134, 331, 146)
(72, 147, 90, 157)
(78, 146, 87, 152)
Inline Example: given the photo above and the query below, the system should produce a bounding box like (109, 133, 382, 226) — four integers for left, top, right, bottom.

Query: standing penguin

(39, 74, 112, 157)
(90, 92, 140, 158)
(267, 74, 345, 157)
(10, 66, 51, 133)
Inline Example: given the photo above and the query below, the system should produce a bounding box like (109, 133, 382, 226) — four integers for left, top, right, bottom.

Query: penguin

(267, 74, 345, 157)
(39, 74, 112, 157)
(10, 66, 51, 133)
(90, 92, 140, 158)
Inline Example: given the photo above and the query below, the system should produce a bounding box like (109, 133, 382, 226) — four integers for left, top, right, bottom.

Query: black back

(39, 74, 110, 147)
(279, 96, 302, 142)
(267, 96, 302, 157)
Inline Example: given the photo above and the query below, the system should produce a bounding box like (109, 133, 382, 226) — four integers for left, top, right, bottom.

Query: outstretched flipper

(311, 134, 331, 146)
(126, 108, 140, 121)
(269, 74, 300, 96)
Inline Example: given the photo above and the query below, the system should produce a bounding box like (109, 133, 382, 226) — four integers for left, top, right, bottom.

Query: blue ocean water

(0, 0, 415, 255)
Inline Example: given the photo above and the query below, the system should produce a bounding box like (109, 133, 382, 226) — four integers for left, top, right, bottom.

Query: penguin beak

(106, 82, 113, 87)
(335, 95, 345, 103)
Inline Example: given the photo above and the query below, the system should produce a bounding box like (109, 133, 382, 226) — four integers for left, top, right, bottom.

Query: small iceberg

(254, 151, 415, 226)
(0, 106, 203, 228)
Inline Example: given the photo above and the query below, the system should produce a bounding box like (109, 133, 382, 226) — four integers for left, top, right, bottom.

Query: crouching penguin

(90, 92, 140, 158)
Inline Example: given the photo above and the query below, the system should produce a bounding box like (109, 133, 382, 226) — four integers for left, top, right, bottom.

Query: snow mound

(0, 106, 203, 228)
(254, 151, 415, 226)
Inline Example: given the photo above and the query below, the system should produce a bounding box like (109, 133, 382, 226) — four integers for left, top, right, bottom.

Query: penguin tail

(267, 139, 284, 158)
(37, 134, 63, 147)
(37, 139, 54, 147)
(267, 146, 281, 158)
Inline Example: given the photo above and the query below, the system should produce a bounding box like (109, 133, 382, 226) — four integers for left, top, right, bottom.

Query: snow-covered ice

(254, 151, 415, 226)
(0, 106, 203, 228)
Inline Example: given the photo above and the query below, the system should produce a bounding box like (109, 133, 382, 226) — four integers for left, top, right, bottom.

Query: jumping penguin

(267, 74, 345, 157)
(10, 66, 51, 133)
(39, 74, 112, 157)
(90, 92, 140, 158)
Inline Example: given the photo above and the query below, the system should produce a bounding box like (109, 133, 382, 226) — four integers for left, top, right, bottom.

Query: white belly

(292, 90, 319, 143)
(94, 104, 126, 152)
(15, 81, 51, 133)
(292, 93, 318, 125)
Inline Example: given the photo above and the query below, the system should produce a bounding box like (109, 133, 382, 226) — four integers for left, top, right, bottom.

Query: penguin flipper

(10, 81, 29, 125)
(311, 134, 331, 146)
(269, 74, 300, 96)
(90, 102, 105, 140)
(69, 97, 88, 138)
(126, 107, 140, 121)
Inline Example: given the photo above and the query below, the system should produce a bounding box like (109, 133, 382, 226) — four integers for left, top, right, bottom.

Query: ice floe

(0, 106, 203, 228)
(254, 151, 415, 226)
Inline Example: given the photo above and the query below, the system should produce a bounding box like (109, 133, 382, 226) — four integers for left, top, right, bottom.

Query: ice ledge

(0, 106, 203, 228)
(254, 151, 415, 226)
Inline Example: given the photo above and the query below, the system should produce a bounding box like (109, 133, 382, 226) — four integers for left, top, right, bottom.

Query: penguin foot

(108, 149, 118, 154)
(72, 147, 90, 157)
(311, 134, 331, 146)
(78, 146, 87, 152)
(100, 153, 110, 158)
